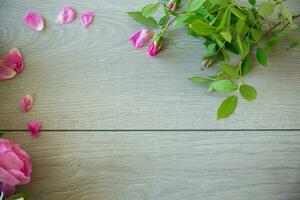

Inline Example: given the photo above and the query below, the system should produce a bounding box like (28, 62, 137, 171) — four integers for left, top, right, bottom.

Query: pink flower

(3, 48, 24, 74)
(0, 60, 16, 81)
(20, 95, 33, 113)
(0, 139, 32, 197)
(147, 40, 162, 57)
(27, 121, 41, 138)
(23, 12, 44, 31)
(80, 11, 95, 28)
(55, 7, 77, 24)
(129, 29, 153, 48)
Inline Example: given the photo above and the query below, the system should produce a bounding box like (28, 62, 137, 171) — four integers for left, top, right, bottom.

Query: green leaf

(207, 43, 216, 55)
(220, 63, 240, 79)
(251, 29, 263, 41)
(7, 193, 29, 200)
(239, 84, 257, 101)
(159, 15, 169, 26)
(141, 3, 160, 18)
(240, 57, 250, 76)
(187, 0, 205, 12)
(256, 47, 268, 67)
(217, 8, 231, 31)
(0, 131, 4, 138)
(210, 80, 238, 93)
(188, 77, 211, 83)
(190, 20, 215, 36)
(230, 7, 246, 20)
(248, 0, 256, 6)
(258, 2, 275, 17)
(236, 19, 245, 34)
(127, 12, 158, 27)
(217, 95, 238, 120)
(173, 14, 196, 27)
(220, 31, 232, 42)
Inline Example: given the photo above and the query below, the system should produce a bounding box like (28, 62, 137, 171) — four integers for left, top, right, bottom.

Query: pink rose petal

(27, 121, 41, 138)
(55, 7, 77, 24)
(0, 60, 16, 80)
(4, 48, 24, 74)
(129, 29, 153, 48)
(20, 95, 33, 113)
(80, 11, 95, 28)
(23, 12, 44, 31)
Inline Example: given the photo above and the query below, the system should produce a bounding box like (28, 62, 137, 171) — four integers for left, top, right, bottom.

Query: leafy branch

(128, 0, 300, 119)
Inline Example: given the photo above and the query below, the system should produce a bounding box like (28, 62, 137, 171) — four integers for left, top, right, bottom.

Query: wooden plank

(0, 0, 300, 130)
(4, 131, 300, 200)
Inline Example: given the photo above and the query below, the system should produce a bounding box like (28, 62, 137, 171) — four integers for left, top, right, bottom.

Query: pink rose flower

(129, 29, 153, 48)
(0, 139, 32, 197)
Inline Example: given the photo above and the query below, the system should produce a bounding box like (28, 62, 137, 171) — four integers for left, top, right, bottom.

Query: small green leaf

(230, 7, 246, 20)
(236, 19, 245, 34)
(217, 8, 231, 31)
(239, 84, 257, 101)
(220, 31, 232, 42)
(248, 0, 256, 6)
(173, 14, 196, 27)
(187, 0, 205, 12)
(127, 12, 158, 27)
(141, 3, 160, 18)
(188, 77, 211, 83)
(240, 57, 250, 76)
(256, 47, 268, 67)
(7, 193, 29, 200)
(210, 80, 238, 93)
(251, 29, 263, 41)
(217, 95, 238, 120)
(190, 20, 215, 36)
(0, 131, 4, 138)
(220, 63, 240, 79)
(159, 15, 169, 26)
(258, 2, 275, 17)
(207, 43, 216, 55)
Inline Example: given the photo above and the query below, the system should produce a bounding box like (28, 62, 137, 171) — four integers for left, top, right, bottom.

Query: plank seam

(1, 129, 300, 132)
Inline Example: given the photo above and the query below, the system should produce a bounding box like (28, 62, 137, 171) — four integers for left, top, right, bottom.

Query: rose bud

(129, 29, 154, 48)
(147, 33, 163, 57)
(168, 0, 181, 11)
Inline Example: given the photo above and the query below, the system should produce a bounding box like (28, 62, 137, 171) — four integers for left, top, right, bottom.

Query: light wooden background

(0, 0, 300, 199)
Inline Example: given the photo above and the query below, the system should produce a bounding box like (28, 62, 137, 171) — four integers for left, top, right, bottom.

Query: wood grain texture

(0, 0, 300, 130)
(4, 131, 300, 200)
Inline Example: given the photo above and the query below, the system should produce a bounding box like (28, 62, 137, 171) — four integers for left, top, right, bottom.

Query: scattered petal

(20, 95, 33, 113)
(0, 60, 16, 80)
(80, 11, 95, 28)
(23, 12, 44, 31)
(4, 48, 24, 74)
(129, 29, 153, 48)
(27, 121, 41, 138)
(55, 7, 77, 24)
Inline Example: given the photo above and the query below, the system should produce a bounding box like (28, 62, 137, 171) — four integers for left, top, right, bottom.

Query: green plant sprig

(128, 0, 300, 119)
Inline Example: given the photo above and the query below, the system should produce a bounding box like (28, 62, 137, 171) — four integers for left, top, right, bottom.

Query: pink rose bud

(147, 34, 162, 57)
(0, 139, 32, 197)
(129, 29, 154, 48)
(169, 2, 175, 10)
